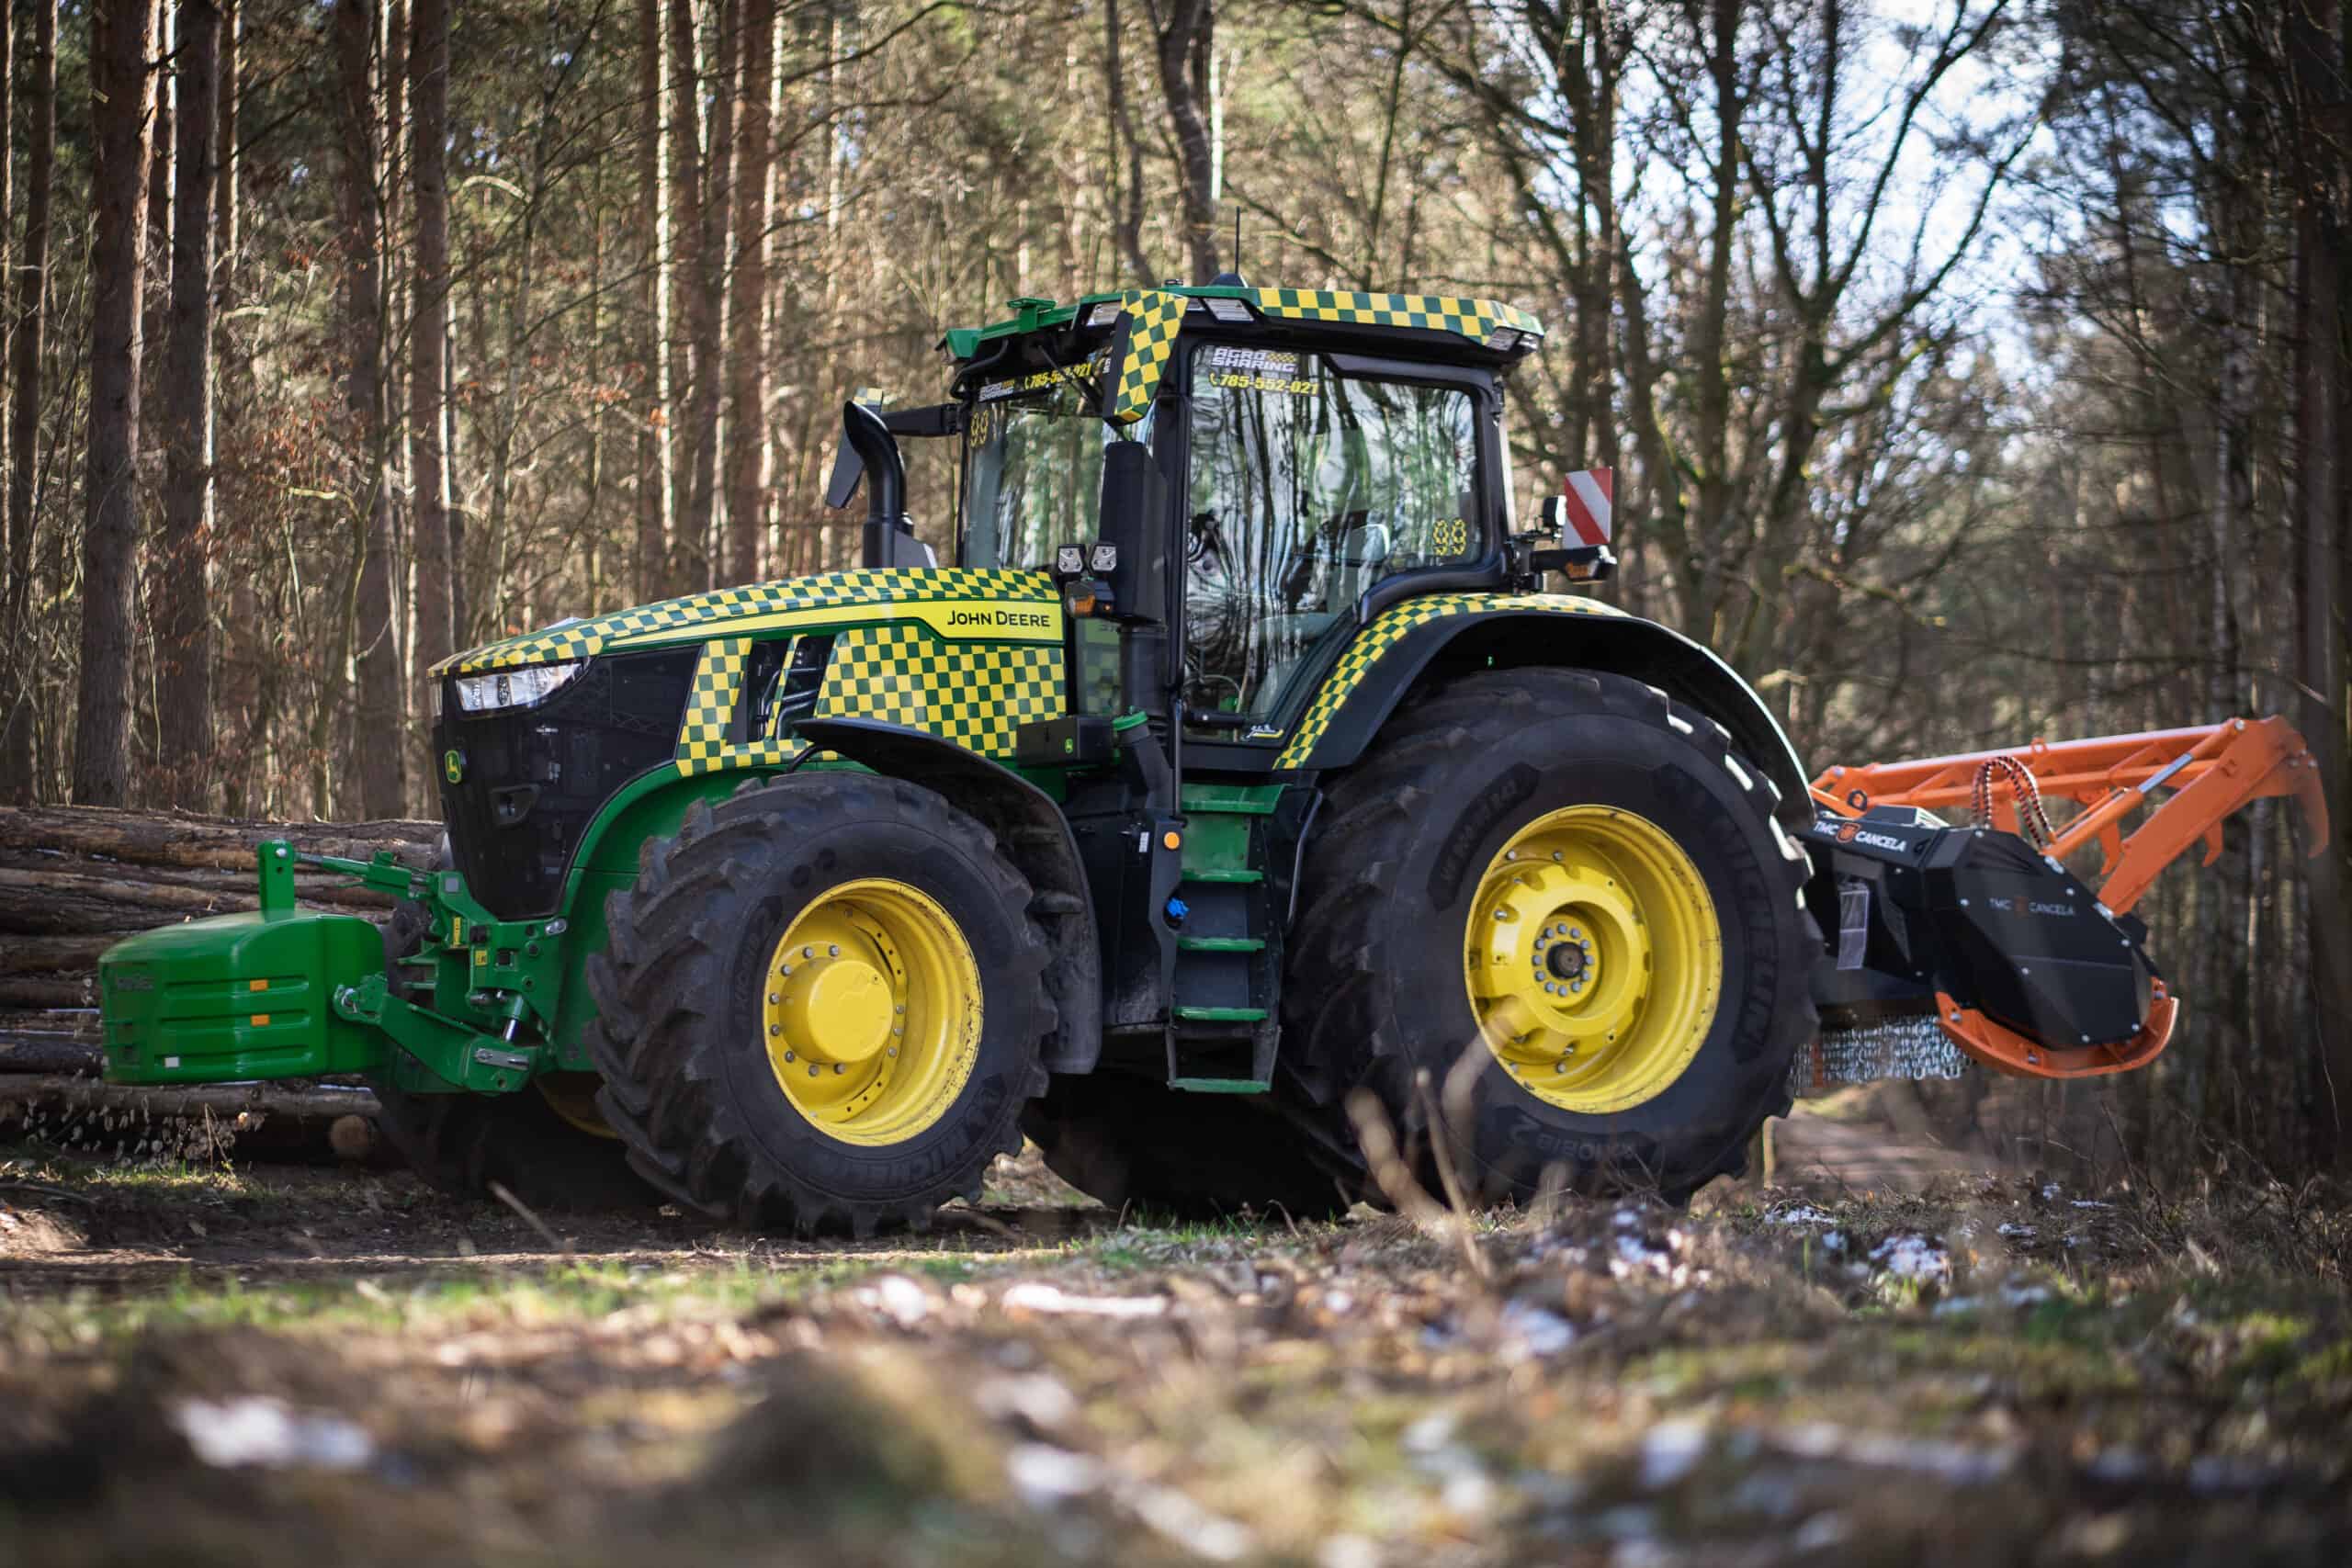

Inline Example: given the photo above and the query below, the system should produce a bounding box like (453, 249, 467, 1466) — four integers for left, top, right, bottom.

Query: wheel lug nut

(1569, 927, 1583, 941)
(785, 1051, 796, 1062)
(833, 1063, 845, 1074)
(808, 1065, 820, 1077)
(829, 944, 841, 957)
(769, 1024, 781, 1036)
(802, 945, 814, 959)
(768, 992, 780, 1005)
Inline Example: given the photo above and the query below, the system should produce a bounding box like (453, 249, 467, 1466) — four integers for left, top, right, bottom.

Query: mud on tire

(582, 773, 1054, 1236)
(1278, 667, 1819, 1204)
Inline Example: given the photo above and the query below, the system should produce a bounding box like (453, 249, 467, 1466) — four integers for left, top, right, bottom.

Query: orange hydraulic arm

(1813, 716, 2330, 914)
(1808, 717, 2330, 1080)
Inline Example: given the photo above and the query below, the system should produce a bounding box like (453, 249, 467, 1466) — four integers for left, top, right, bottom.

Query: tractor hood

(433, 567, 1061, 677)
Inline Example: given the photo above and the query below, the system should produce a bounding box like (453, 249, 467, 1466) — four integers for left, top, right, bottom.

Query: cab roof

(939, 284, 1546, 364)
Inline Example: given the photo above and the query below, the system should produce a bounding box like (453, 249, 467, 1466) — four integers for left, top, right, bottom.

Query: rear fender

(1285, 599, 1812, 831)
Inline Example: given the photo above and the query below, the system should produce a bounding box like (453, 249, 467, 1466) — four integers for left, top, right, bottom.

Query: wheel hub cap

(1464, 806, 1724, 1114)
(786, 958, 894, 1064)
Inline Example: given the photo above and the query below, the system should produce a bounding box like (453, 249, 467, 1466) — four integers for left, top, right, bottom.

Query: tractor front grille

(432, 646, 701, 918)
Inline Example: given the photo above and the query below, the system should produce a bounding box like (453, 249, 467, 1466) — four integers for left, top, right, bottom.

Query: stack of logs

(0, 809, 438, 1162)
(0, 806, 439, 1012)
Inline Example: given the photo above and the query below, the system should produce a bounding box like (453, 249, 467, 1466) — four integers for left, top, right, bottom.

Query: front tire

(1280, 668, 1817, 1203)
(583, 773, 1054, 1235)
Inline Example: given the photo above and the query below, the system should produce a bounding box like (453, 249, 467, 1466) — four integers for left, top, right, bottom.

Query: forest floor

(2, 1110, 2349, 1568)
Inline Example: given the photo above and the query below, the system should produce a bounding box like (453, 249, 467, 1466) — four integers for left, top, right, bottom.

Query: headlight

(452, 660, 582, 714)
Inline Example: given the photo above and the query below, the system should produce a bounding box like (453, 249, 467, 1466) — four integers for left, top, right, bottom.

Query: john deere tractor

(98, 280, 2266, 1231)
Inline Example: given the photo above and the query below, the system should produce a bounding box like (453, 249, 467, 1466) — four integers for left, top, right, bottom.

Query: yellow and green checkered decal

(1275, 593, 1625, 768)
(1108, 290, 1186, 425)
(1247, 290, 1544, 346)
(812, 624, 1064, 755)
(436, 567, 1056, 676)
(674, 637, 801, 776)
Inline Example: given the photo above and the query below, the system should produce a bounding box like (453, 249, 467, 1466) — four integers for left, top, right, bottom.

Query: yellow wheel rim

(536, 1073, 620, 1140)
(1463, 806, 1722, 1114)
(762, 878, 983, 1146)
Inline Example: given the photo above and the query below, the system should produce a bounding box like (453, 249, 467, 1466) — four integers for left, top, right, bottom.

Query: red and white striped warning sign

(1561, 468, 1613, 546)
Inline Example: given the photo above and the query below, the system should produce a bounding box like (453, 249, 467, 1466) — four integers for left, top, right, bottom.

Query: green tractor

(91, 280, 1839, 1230)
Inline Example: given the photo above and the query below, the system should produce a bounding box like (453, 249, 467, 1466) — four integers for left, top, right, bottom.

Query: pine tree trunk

(335, 0, 405, 818)
(0, 0, 51, 805)
(142, 4, 175, 425)
(1103, 0, 1150, 284)
(1154, 0, 1219, 283)
(1, 0, 13, 459)
(409, 0, 454, 697)
(637, 0, 673, 602)
(670, 0, 723, 592)
(216, 0, 238, 275)
(724, 0, 775, 586)
(2290, 0, 2352, 1168)
(156, 0, 221, 812)
(72, 0, 160, 807)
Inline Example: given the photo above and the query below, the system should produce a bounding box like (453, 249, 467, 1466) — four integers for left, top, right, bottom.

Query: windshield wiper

(1033, 340, 1109, 423)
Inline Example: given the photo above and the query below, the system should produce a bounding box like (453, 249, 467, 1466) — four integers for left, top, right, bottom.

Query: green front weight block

(99, 845, 391, 1085)
(98, 840, 546, 1092)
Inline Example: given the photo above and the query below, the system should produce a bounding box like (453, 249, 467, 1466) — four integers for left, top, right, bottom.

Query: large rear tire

(583, 773, 1054, 1235)
(1279, 667, 1818, 1203)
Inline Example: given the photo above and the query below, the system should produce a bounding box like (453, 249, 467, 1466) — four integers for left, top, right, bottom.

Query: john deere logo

(444, 749, 465, 784)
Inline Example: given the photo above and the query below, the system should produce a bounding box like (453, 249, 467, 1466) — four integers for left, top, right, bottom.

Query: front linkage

(100, 839, 569, 1098)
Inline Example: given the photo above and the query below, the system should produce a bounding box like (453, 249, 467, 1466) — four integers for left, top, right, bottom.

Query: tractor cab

(831, 282, 1603, 773)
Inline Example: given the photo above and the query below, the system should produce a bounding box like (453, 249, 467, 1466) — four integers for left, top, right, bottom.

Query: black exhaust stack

(828, 401, 932, 569)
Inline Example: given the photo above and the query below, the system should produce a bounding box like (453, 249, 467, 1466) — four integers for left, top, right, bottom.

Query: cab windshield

(960, 378, 1148, 569)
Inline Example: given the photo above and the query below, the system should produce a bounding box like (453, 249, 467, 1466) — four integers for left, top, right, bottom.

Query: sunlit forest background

(0, 0, 2345, 1173)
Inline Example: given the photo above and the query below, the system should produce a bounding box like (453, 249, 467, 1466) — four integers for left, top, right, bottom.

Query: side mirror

(1529, 469, 1616, 584)
(1096, 438, 1167, 622)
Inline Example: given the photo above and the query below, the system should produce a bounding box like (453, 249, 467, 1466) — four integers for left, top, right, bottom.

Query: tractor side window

(961, 379, 1148, 570)
(1182, 350, 1479, 723)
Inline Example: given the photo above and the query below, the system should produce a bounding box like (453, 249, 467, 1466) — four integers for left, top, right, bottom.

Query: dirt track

(4, 1125, 2350, 1568)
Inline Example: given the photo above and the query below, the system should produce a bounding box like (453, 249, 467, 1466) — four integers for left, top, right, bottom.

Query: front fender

(1282, 596, 1812, 830)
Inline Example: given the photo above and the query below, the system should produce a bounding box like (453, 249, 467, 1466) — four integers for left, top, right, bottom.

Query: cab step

(1165, 784, 1292, 1092)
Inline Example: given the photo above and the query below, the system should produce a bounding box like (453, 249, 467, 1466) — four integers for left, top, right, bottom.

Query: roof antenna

(1208, 206, 1248, 291)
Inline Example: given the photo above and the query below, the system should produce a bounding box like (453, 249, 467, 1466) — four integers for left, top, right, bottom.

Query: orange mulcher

(1799, 718, 2330, 1084)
